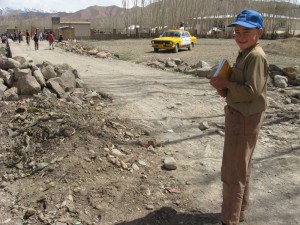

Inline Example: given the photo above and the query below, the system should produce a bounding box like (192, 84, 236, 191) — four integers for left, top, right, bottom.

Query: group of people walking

(19, 30, 57, 50)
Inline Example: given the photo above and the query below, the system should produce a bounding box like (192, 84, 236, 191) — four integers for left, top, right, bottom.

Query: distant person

(209, 9, 268, 225)
(13, 32, 17, 41)
(1, 33, 7, 44)
(58, 34, 63, 42)
(179, 22, 184, 30)
(39, 31, 43, 41)
(18, 31, 22, 43)
(48, 31, 55, 50)
(25, 30, 30, 45)
(33, 33, 39, 50)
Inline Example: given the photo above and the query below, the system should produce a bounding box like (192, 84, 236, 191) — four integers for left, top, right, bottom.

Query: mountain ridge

(0, 5, 124, 19)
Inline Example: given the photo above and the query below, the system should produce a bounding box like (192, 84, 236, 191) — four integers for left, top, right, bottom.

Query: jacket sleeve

(227, 52, 268, 103)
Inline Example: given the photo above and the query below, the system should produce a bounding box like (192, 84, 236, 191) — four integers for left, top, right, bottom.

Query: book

(213, 59, 232, 79)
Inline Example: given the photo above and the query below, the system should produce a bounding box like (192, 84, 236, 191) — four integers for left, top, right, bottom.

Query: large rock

(33, 69, 46, 87)
(195, 68, 212, 78)
(274, 75, 288, 88)
(48, 70, 76, 92)
(147, 61, 165, 70)
(96, 52, 108, 58)
(3, 87, 18, 101)
(282, 67, 299, 80)
(46, 80, 66, 98)
(195, 60, 211, 69)
(0, 82, 7, 99)
(0, 69, 13, 86)
(0, 56, 20, 70)
(16, 75, 41, 95)
(12, 56, 26, 64)
(87, 48, 98, 55)
(41, 65, 57, 80)
(14, 68, 32, 81)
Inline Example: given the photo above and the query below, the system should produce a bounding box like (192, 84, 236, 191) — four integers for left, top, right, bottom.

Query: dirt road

(5, 38, 300, 225)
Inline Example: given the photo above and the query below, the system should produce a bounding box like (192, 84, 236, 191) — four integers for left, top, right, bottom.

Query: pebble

(163, 157, 177, 170)
(199, 121, 209, 130)
(111, 148, 125, 156)
(145, 204, 154, 210)
(24, 207, 36, 219)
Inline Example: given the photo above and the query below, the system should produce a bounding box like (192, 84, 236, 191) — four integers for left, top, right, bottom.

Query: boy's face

(234, 25, 263, 50)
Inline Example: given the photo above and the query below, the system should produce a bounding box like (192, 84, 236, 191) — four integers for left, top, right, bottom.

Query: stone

(195, 68, 212, 78)
(3, 87, 18, 101)
(46, 80, 66, 98)
(274, 75, 288, 88)
(164, 157, 177, 170)
(96, 52, 108, 58)
(16, 75, 41, 95)
(24, 207, 37, 219)
(14, 68, 31, 81)
(282, 67, 298, 80)
(87, 48, 98, 55)
(33, 69, 46, 87)
(0, 69, 13, 86)
(195, 60, 211, 69)
(199, 121, 209, 130)
(42, 65, 57, 80)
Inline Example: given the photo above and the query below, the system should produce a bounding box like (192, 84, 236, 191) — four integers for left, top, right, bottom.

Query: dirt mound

(0, 91, 172, 224)
(264, 38, 300, 57)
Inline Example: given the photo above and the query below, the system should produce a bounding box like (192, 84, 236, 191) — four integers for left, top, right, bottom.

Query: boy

(209, 9, 269, 225)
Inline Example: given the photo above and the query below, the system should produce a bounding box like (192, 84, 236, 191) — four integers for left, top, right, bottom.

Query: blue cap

(227, 9, 263, 29)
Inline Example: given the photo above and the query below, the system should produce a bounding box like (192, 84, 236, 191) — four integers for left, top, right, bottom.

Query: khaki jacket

(226, 43, 269, 116)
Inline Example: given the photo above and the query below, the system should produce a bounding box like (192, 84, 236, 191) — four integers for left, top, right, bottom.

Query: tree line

(1, 0, 299, 37)
(118, 0, 300, 35)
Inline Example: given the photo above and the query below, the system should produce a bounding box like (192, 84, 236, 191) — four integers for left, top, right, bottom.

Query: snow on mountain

(0, 7, 57, 16)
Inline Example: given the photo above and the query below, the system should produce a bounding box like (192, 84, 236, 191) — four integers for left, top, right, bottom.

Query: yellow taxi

(151, 30, 197, 53)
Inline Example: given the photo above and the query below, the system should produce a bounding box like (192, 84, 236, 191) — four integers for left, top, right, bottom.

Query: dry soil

(0, 37, 299, 225)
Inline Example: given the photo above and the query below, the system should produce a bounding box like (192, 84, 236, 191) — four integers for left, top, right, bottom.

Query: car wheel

(154, 48, 159, 52)
(173, 44, 178, 53)
(188, 43, 193, 50)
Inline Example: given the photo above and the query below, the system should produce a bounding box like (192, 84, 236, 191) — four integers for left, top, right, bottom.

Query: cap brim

(227, 21, 257, 28)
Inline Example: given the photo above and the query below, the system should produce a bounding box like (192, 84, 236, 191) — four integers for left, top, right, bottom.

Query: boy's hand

(217, 89, 227, 97)
(209, 77, 229, 90)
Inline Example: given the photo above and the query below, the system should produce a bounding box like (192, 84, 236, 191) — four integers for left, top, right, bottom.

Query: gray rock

(42, 65, 57, 80)
(195, 68, 211, 78)
(147, 61, 165, 70)
(195, 60, 211, 69)
(46, 80, 66, 98)
(274, 75, 288, 88)
(199, 121, 210, 130)
(3, 87, 18, 101)
(14, 68, 31, 81)
(16, 75, 41, 95)
(75, 78, 86, 88)
(33, 69, 46, 87)
(176, 63, 188, 72)
(0, 69, 13, 86)
(0, 82, 7, 99)
(164, 157, 177, 170)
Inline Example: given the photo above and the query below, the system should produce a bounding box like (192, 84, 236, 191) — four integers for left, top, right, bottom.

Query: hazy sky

(0, 0, 140, 12)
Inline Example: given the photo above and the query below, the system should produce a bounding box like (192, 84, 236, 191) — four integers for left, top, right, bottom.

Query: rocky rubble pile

(147, 58, 300, 88)
(56, 41, 119, 60)
(0, 54, 89, 101)
(0, 54, 185, 225)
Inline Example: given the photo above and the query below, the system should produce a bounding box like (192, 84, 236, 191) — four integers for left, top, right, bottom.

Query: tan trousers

(221, 106, 264, 225)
